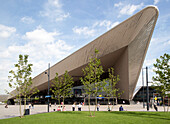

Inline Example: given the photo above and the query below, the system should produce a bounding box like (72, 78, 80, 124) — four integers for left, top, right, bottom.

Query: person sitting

(57, 106, 61, 111)
(119, 105, 124, 111)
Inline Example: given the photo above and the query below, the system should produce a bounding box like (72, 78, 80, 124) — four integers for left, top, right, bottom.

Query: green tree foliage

(80, 49, 105, 117)
(51, 73, 62, 105)
(104, 67, 123, 111)
(152, 53, 170, 112)
(51, 71, 74, 106)
(61, 71, 74, 105)
(8, 54, 39, 117)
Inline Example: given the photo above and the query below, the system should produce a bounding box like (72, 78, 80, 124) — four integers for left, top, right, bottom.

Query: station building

(8, 6, 159, 105)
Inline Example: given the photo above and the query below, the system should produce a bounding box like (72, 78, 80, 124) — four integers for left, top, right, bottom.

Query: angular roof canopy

(9, 6, 159, 100)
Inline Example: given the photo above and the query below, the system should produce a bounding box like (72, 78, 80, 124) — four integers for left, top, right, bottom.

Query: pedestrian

(77, 103, 82, 111)
(57, 106, 61, 111)
(108, 105, 111, 111)
(5, 104, 8, 108)
(31, 103, 34, 109)
(153, 103, 158, 111)
(60, 106, 63, 111)
(61, 102, 63, 108)
(63, 106, 66, 111)
(29, 103, 31, 109)
(72, 102, 75, 111)
(97, 103, 100, 111)
(119, 105, 124, 111)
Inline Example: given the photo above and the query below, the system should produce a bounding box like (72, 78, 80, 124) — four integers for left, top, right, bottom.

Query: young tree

(8, 54, 39, 117)
(51, 70, 74, 108)
(104, 67, 124, 111)
(152, 53, 170, 112)
(61, 70, 74, 106)
(50, 73, 63, 106)
(80, 49, 105, 117)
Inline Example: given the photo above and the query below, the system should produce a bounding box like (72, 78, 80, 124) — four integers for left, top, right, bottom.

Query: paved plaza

(0, 104, 165, 119)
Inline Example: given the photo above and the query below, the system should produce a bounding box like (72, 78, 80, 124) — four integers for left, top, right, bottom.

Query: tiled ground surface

(0, 104, 166, 119)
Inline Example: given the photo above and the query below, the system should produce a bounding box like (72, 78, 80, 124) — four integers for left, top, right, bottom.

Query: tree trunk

(163, 96, 165, 112)
(63, 96, 64, 107)
(88, 95, 92, 116)
(111, 97, 114, 111)
(58, 98, 60, 106)
(167, 98, 169, 112)
(19, 97, 22, 117)
(23, 96, 26, 116)
(93, 94, 97, 116)
(108, 97, 110, 105)
(93, 84, 98, 116)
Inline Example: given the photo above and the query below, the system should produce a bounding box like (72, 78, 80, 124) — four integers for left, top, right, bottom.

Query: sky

(0, 0, 170, 94)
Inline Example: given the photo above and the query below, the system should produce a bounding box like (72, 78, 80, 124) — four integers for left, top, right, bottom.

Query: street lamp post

(45, 63, 50, 112)
(142, 68, 145, 108)
(146, 66, 149, 111)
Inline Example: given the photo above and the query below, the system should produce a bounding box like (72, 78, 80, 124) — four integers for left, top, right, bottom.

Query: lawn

(0, 111, 170, 124)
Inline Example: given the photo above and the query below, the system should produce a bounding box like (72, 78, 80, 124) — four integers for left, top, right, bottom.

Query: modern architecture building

(8, 6, 159, 104)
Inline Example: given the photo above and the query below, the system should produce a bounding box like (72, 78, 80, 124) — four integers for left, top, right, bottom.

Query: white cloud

(23, 26, 61, 44)
(154, 0, 160, 5)
(144, 59, 156, 67)
(0, 24, 16, 38)
(73, 26, 95, 36)
(21, 16, 35, 24)
(114, 2, 123, 7)
(110, 22, 120, 29)
(120, 3, 144, 15)
(94, 20, 120, 30)
(167, 40, 170, 45)
(55, 13, 70, 22)
(40, 0, 70, 22)
(0, 27, 74, 94)
(73, 20, 120, 37)
(114, 2, 144, 16)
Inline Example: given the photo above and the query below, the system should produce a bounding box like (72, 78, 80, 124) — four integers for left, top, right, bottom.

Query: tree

(61, 70, 74, 106)
(51, 71, 74, 107)
(8, 54, 39, 117)
(50, 73, 63, 105)
(80, 49, 105, 117)
(104, 67, 124, 111)
(152, 53, 170, 112)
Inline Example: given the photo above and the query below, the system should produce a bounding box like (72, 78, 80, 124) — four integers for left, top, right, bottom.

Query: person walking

(72, 103, 75, 111)
(63, 106, 66, 111)
(97, 103, 100, 111)
(108, 105, 111, 111)
(77, 103, 82, 111)
(31, 103, 34, 109)
(5, 104, 8, 108)
(29, 103, 31, 109)
(153, 102, 158, 111)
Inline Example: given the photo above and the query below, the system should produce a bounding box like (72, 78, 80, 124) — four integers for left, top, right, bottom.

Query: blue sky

(0, 0, 169, 94)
